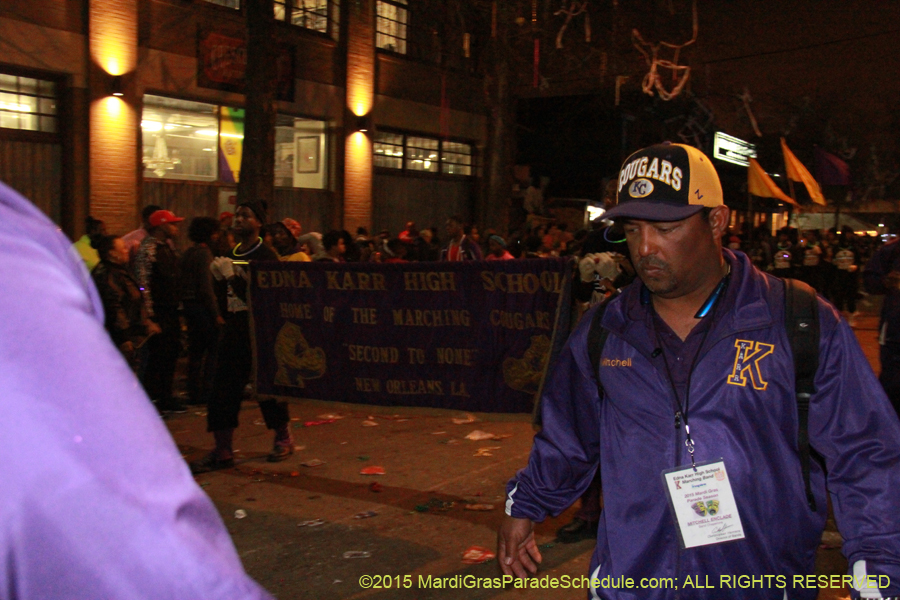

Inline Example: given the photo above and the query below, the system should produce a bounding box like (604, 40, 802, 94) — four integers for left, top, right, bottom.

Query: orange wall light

(343, 0, 375, 232)
(88, 0, 139, 234)
(89, 0, 138, 76)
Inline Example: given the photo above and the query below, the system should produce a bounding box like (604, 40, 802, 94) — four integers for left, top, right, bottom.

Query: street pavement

(166, 298, 884, 600)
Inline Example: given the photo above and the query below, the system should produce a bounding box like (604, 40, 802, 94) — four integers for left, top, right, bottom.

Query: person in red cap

(282, 217, 302, 239)
(121, 204, 162, 265)
(135, 209, 185, 415)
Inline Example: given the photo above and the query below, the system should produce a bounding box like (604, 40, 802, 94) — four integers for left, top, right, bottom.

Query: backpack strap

(587, 291, 619, 397)
(784, 278, 820, 511)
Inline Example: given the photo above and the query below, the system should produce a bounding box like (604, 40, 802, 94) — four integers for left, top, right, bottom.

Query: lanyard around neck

(647, 269, 730, 471)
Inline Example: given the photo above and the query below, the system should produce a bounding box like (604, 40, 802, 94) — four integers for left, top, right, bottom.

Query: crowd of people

(723, 224, 885, 321)
(74, 203, 576, 473)
(74, 199, 893, 427)
(76, 202, 297, 474)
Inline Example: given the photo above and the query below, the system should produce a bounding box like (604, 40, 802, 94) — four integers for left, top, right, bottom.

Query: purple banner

(250, 259, 572, 413)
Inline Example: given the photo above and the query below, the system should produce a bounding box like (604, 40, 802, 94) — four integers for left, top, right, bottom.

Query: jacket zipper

(673, 405, 683, 600)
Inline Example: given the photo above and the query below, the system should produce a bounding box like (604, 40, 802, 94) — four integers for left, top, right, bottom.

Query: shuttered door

(141, 180, 334, 239)
(373, 173, 472, 234)
(0, 138, 62, 222)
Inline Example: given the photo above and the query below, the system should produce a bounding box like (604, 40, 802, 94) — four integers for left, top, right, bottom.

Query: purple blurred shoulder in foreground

(0, 181, 273, 600)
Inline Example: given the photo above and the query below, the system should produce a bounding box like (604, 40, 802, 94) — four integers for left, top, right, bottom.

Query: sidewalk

(167, 302, 884, 600)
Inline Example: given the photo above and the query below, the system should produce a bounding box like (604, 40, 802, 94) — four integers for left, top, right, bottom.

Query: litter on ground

(464, 430, 511, 441)
(452, 413, 477, 424)
(464, 504, 495, 511)
(297, 519, 326, 527)
(474, 446, 502, 457)
(461, 546, 495, 564)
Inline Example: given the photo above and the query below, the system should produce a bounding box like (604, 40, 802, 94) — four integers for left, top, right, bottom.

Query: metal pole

(787, 178, 797, 205)
(747, 188, 754, 230)
(834, 190, 841, 230)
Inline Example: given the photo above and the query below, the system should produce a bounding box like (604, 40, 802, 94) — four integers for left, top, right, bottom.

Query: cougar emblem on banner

(273, 322, 326, 388)
(503, 335, 551, 394)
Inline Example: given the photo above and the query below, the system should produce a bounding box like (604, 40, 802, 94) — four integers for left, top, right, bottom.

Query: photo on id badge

(662, 459, 746, 549)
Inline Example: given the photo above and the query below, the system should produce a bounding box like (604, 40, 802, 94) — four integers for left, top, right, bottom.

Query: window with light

(376, 0, 408, 54)
(0, 73, 58, 133)
(141, 96, 220, 181)
(440, 141, 472, 175)
(202, 0, 240, 8)
(374, 131, 473, 177)
(274, 0, 340, 40)
(374, 132, 404, 169)
(142, 95, 327, 189)
(206, 0, 241, 9)
(406, 136, 439, 172)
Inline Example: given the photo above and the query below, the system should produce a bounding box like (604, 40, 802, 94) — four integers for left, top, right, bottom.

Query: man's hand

(497, 516, 542, 579)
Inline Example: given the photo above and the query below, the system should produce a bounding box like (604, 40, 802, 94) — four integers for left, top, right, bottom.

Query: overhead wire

(700, 26, 900, 65)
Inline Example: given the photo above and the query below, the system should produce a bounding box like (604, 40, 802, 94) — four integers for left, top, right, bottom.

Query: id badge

(662, 459, 746, 549)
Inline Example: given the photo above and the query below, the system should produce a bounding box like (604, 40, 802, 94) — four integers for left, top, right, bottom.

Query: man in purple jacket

(863, 227, 900, 418)
(498, 143, 900, 599)
(0, 180, 273, 600)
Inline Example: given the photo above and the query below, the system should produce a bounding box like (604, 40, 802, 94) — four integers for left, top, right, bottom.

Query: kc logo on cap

(628, 179, 655, 198)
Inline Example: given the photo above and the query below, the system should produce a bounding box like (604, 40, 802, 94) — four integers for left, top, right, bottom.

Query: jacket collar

(603, 250, 775, 359)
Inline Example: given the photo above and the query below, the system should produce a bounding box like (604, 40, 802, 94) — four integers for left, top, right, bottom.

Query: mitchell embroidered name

(601, 358, 632, 367)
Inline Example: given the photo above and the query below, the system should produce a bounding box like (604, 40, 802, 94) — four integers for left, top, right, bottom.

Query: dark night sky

(515, 0, 900, 201)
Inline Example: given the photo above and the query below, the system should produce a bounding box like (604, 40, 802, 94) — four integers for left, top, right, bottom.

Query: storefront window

(406, 136, 439, 172)
(0, 73, 58, 133)
(276, 115, 328, 189)
(441, 141, 472, 175)
(142, 96, 219, 181)
(373, 132, 404, 169)
(374, 131, 472, 177)
(142, 95, 327, 188)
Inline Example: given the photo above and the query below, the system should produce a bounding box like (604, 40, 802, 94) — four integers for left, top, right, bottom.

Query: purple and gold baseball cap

(604, 142, 723, 221)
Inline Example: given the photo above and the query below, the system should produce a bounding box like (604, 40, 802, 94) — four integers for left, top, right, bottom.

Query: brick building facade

(0, 0, 487, 240)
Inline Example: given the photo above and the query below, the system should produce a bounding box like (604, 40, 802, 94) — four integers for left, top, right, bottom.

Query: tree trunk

(237, 0, 277, 212)
(479, 1, 515, 234)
